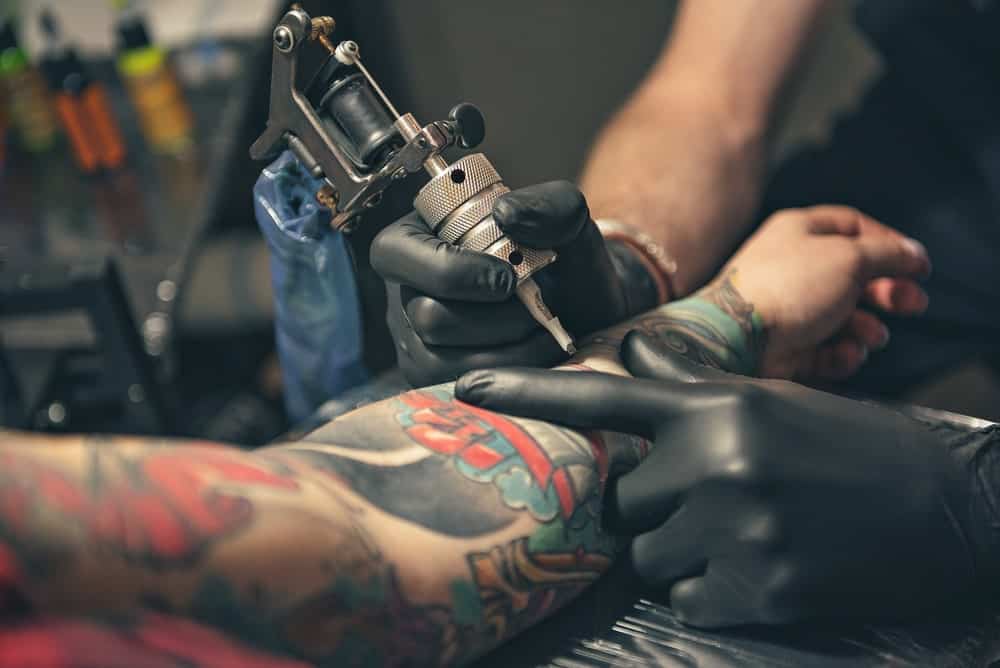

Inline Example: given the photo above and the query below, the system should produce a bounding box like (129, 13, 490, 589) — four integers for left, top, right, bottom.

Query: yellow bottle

(116, 16, 193, 155)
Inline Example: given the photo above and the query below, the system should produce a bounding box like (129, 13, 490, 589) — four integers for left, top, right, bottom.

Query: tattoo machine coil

(250, 6, 575, 354)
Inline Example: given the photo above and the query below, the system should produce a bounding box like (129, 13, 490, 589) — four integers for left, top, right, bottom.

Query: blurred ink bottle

(115, 11, 193, 155)
(0, 18, 58, 153)
(39, 10, 126, 173)
(0, 83, 7, 167)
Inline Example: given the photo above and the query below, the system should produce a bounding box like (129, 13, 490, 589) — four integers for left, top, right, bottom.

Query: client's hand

(370, 181, 659, 386)
(717, 205, 931, 380)
(455, 333, 978, 628)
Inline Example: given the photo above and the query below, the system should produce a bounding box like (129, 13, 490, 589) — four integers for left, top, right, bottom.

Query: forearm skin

(580, 0, 830, 295)
(0, 286, 762, 666)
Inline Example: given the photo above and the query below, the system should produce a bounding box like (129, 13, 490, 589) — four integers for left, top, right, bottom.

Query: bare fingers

(863, 277, 929, 315)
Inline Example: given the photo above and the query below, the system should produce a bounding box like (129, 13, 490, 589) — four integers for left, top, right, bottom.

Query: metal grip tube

(413, 153, 557, 284)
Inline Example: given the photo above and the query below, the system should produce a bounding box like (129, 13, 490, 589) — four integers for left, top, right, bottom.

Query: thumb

(492, 181, 590, 249)
(623, 331, 734, 383)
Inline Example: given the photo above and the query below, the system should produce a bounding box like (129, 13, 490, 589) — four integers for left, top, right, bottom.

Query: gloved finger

(629, 504, 706, 583)
(813, 337, 867, 381)
(400, 330, 566, 388)
(670, 563, 768, 628)
(402, 288, 537, 347)
(622, 331, 735, 384)
(843, 310, 890, 351)
(496, 181, 631, 334)
(546, 220, 632, 333)
(388, 283, 546, 387)
(856, 234, 932, 281)
(863, 277, 929, 315)
(456, 368, 720, 437)
(627, 486, 767, 579)
(371, 211, 516, 302)
(493, 181, 590, 249)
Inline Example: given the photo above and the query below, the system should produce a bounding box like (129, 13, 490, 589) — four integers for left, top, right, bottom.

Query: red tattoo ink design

(395, 390, 599, 522)
(0, 450, 299, 566)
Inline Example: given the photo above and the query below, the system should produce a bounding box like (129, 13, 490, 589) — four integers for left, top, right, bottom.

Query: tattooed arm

(0, 196, 939, 666)
(0, 282, 760, 667)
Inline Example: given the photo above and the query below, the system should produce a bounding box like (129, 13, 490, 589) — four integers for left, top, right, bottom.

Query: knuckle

(837, 205, 863, 220)
(553, 179, 588, 214)
(729, 383, 764, 407)
(405, 296, 449, 341)
(843, 245, 866, 277)
(772, 208, 804, 228)
(740, 513, 783, 550)
(717, 453, 760, 483)
(669, 589, 704, 626)
(757, 563, 801, 624)
(721, 385, 766, 425)
(712, 442, 767, 485)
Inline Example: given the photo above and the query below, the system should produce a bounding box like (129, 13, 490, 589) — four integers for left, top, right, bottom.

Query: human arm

(580, 0, 831, 296)
(373, 178, 930, 385)
(0, 280, 771, 666)
(457, 333, 998, 627)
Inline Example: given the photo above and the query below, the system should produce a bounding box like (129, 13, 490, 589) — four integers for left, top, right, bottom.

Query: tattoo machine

(250, 6, 576, 354)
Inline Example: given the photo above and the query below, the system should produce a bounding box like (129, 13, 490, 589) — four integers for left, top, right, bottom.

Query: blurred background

(1, 0, 995, 445)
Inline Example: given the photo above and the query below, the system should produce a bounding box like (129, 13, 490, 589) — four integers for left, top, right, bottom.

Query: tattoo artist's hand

(719, 205, 932, 380)
(371, 181, 657, 386)
(455, 333, 980, 628)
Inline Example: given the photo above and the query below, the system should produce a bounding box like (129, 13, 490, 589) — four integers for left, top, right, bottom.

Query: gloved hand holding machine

(250, 5, 577, 356)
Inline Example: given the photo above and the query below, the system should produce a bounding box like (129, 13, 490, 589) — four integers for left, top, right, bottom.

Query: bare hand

(714, 205, 931, 380)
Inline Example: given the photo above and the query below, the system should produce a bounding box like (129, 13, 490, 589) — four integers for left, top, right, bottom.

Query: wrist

(604, 239, 661, 316)
(596, 219, 678, 308)
(664, 278, 766, 376)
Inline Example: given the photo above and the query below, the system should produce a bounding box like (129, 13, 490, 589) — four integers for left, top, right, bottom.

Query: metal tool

(250, 6, 575, 354)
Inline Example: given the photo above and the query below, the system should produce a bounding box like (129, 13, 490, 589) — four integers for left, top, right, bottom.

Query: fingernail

(903, 237, 927, 258)
(859, 345, 869, 363)
(878, 325, 890, 349)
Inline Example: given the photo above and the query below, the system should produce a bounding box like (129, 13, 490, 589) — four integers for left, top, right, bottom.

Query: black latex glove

(455, 332, 985, 628)
(370, 181, 659, 387)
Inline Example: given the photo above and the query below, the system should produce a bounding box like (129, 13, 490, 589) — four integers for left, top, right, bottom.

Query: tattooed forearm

(281, 386, 645, 664)
(0, 287, 753, 666)
(584, 269, 765, 375)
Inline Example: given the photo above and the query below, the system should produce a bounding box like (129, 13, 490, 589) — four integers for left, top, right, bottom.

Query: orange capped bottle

(39, 10, 126, 173)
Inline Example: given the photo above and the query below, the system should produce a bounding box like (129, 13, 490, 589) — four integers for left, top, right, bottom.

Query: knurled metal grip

(414, 153, 557, 284)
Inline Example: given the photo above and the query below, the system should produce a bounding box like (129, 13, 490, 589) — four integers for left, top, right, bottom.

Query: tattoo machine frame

(250, 6, 575, 353)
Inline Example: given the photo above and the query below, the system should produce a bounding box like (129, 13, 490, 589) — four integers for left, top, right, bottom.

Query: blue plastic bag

(253, 152, 368, 423)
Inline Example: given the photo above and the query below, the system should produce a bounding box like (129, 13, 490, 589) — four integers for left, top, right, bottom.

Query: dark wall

(337, 1, 677, 187)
